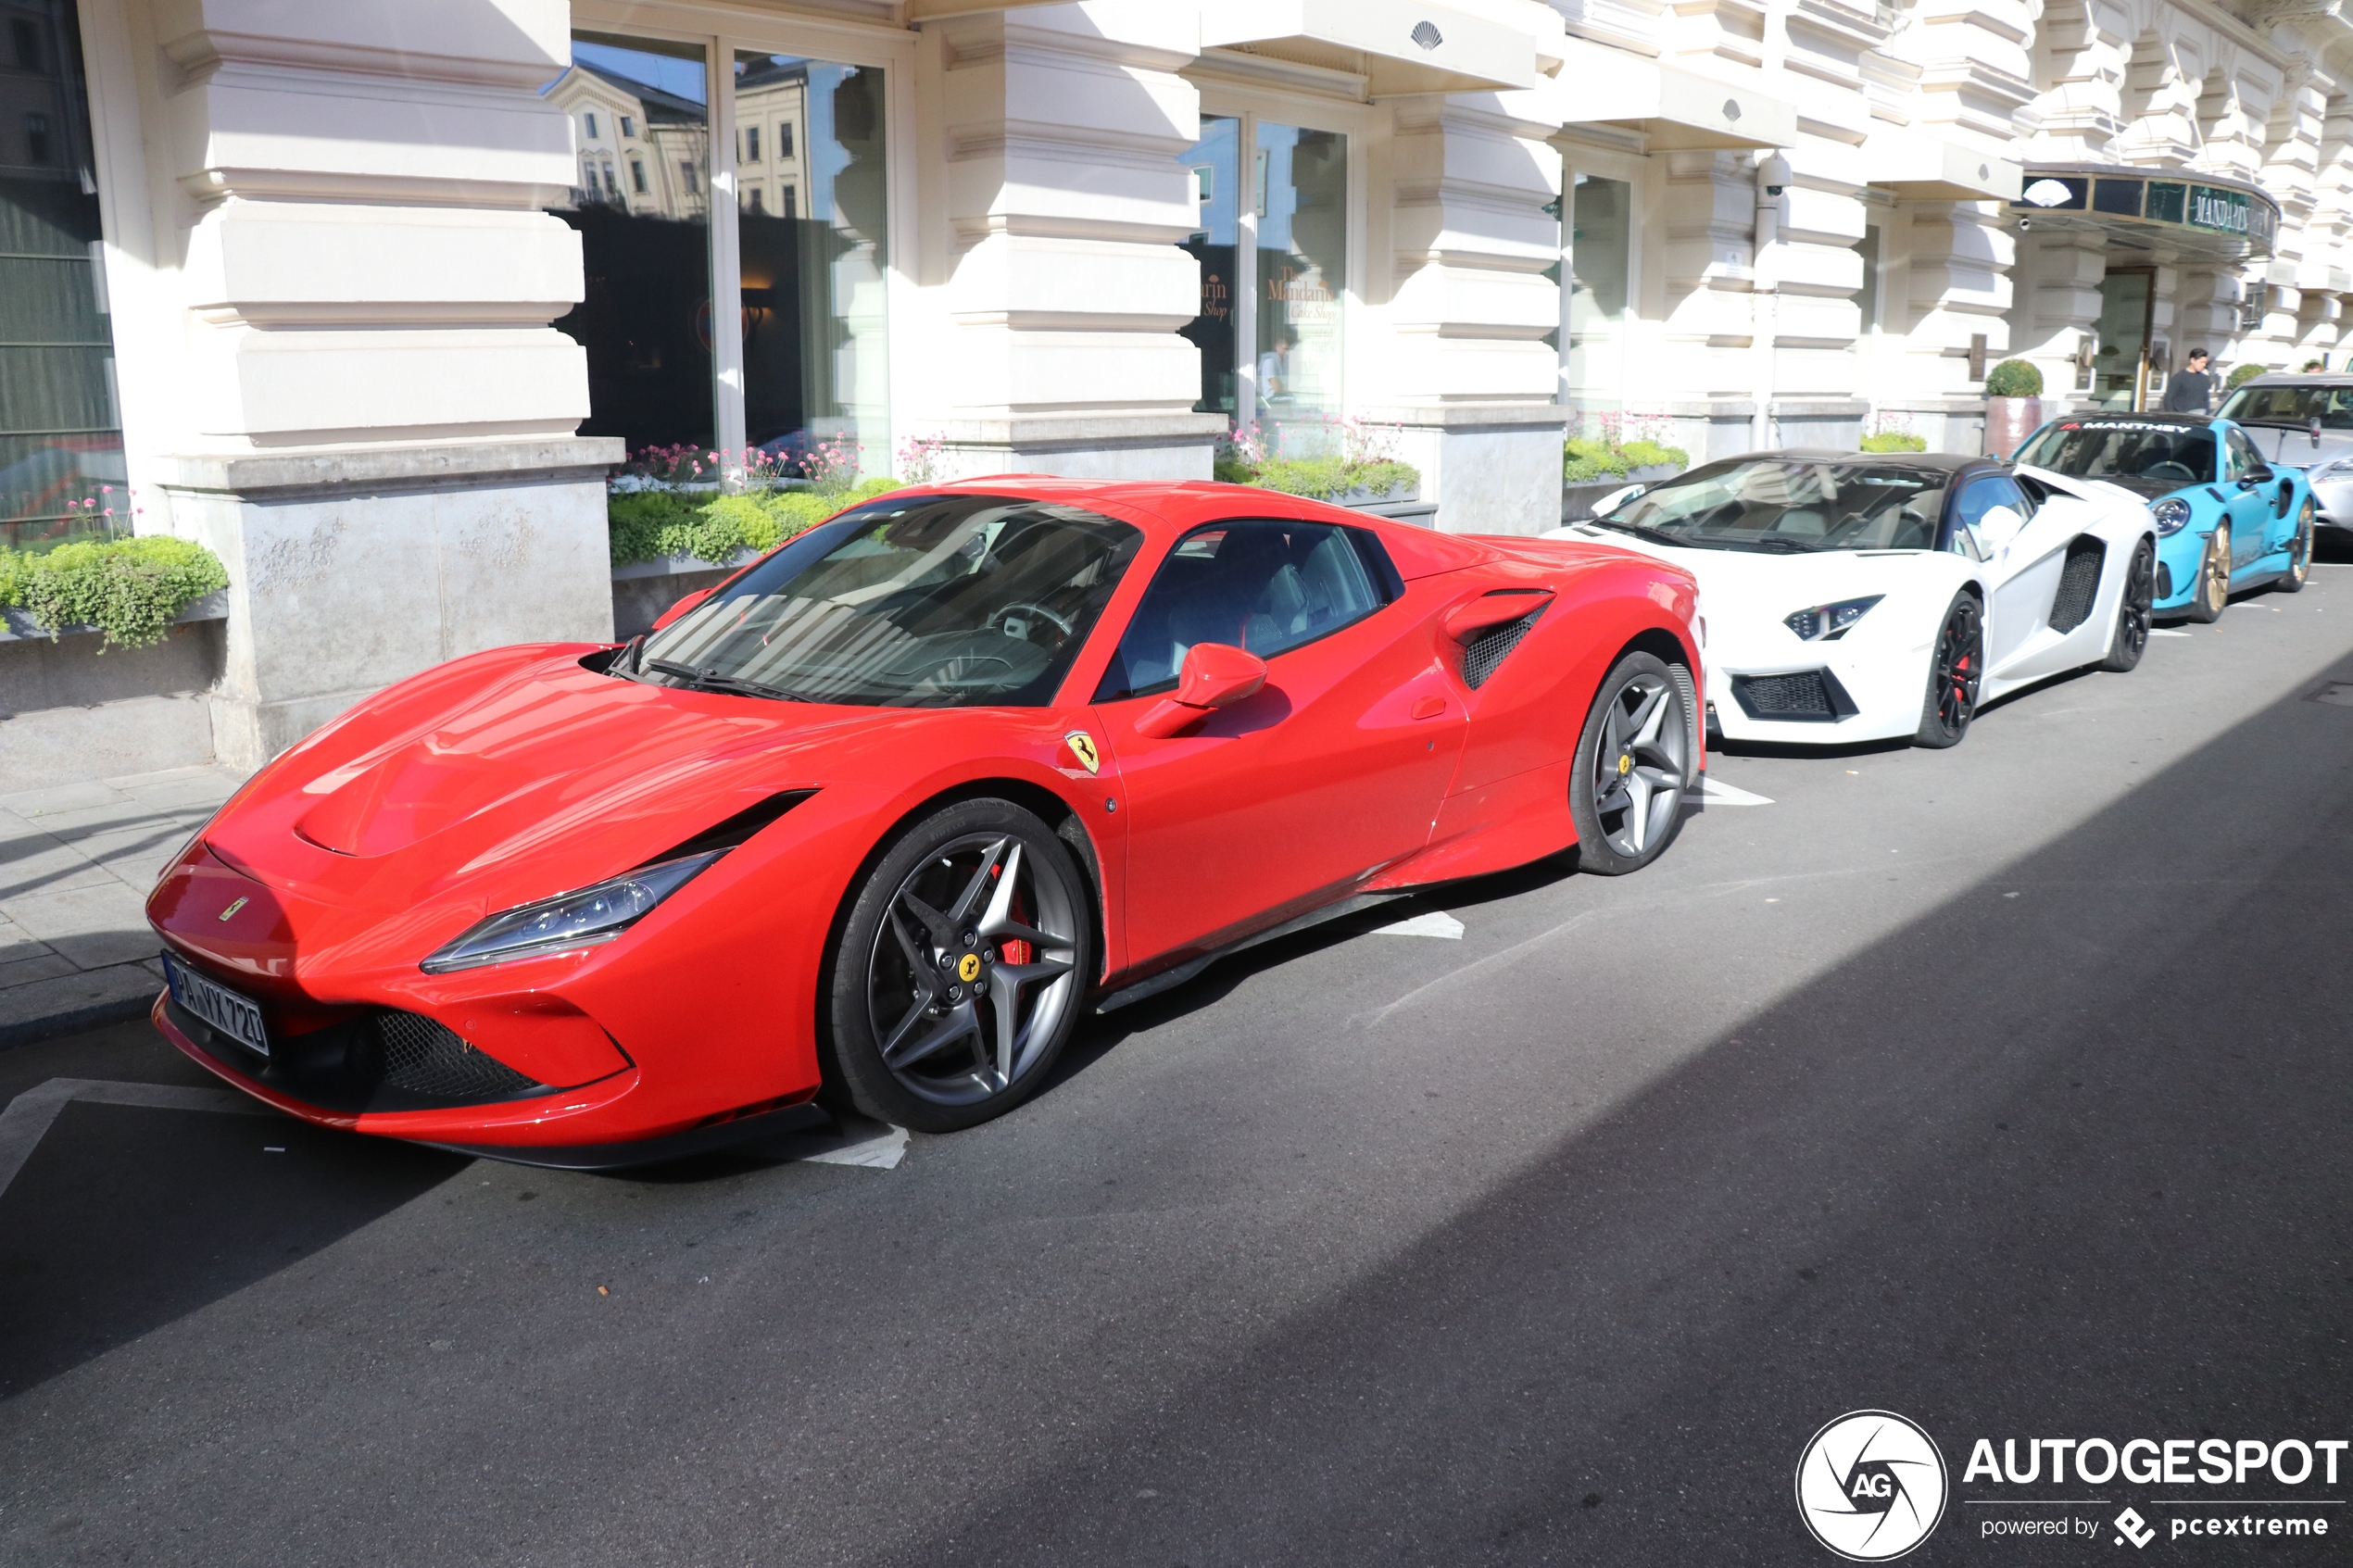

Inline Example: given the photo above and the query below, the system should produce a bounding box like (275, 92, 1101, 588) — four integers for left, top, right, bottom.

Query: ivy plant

(0, 536, 230, 649)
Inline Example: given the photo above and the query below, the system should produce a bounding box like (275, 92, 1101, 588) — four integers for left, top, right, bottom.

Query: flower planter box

(1562, 465, 1682, 524)
(0, 591, 229, 645)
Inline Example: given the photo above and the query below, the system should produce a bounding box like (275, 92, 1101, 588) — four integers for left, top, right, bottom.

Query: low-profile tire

(2184, 523, 2231, 622)
(1914, 592, 1983, 748)
(824, 797, 1092, 1135)
(2274, 498, 2314, 595)
(2099, 537, 2157, 672)
(1568, 651, 1693, 876)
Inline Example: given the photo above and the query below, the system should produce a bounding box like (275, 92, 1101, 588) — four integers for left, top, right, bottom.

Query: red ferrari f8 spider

(148, 479, 1703, 1162)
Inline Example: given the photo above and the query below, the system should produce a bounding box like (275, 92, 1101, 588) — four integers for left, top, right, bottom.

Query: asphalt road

(5, 561, 2353, 1567)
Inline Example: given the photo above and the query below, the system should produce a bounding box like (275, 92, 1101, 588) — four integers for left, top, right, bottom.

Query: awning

(1199, 0, 1540, 94)
(1543, 37, 1794, 150)
(1862, 129, 2020, 202)
(2007, 164, 2279, 261)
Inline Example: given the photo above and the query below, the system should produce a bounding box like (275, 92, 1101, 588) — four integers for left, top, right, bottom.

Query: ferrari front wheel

(2099, 537, 2156, 672)
(2275, 499, 2314, 594)
(1913, 593, 1982, 748)
(1568, 651, 1693, 876)
(2185, 524, 2231, 622)
(825, 799, 1091, 1134)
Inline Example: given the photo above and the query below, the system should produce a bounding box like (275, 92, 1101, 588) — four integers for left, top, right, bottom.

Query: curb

(0, 964, 163, 1052)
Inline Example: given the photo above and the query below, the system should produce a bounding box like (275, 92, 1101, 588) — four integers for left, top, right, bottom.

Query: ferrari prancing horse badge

(1063, 730, 1101, 775)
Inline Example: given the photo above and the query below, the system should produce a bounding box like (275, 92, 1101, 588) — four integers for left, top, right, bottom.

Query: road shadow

(865, 647, 2353, 1565)
(0, 1098, 466, 1396)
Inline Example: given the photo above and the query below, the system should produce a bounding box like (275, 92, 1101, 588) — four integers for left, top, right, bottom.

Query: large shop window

(1180, 114, 1346, 443)
(1565, 174, 1630, 412)
(543, 33, 889, 478)
(0, 0, 123, 550)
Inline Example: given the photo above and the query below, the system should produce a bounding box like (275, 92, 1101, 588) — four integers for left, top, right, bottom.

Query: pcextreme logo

(1796, 1411, 1950, 1561)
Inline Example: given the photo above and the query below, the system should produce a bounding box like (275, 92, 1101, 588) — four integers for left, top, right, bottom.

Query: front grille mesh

(1461, 611, 1542, 688)
(370, 1010, 537, 1100)
(1733, 671, 1835, 718)
(2047, 536, 2107, 633)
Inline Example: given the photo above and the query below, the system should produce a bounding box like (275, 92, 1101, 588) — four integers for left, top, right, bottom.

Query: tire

(824, 798, 1093, 1134)
(2275, 498, 2314, 595)
(2099, 537, 2157, 671)
(2185, 523, 2231, 622)
(1568, 651, 1693, 876)
(1913, 592, 1983, 748)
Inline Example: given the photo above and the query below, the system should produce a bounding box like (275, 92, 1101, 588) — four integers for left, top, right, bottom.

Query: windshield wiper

(1588, 518, 1729, 550)
(1737, 535, 1824, 553)
(643, 657, 810, 702)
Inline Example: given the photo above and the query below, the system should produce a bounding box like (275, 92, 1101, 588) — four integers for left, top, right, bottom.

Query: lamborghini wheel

(825, 798, 1091, 1134)
(1568, 651, 1693, 876)
(2099, 537, 2156, 672)
(2275, 500, 2314, 595)
(1913, 593, 1982, 748)
(2185, 524, 2231, 622)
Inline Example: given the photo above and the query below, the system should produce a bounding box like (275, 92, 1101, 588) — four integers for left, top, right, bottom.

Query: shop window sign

(2189, 184, 2250, 237)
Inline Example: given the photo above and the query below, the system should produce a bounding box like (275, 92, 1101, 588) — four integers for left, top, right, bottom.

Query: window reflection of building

(0, 0, 124, 546)
(544, 59, 709, 219)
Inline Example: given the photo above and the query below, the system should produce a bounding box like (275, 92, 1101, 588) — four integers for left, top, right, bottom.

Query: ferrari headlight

(1783, 596, 1883, 642)
(2151, 497, 2193, 535)
(422, 852, 724, 974)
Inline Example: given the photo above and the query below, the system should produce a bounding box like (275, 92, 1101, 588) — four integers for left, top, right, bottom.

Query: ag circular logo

(1795, 1410, 1948, 1561)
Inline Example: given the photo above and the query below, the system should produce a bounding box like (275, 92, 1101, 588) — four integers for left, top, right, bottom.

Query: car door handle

(1411, 695, 1447, 721)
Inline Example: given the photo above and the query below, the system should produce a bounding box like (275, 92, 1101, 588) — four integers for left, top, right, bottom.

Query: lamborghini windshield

(634, 494, 1141, 707)
(2012, 420, 2217, 488)
(1598, 458, 1946, 553)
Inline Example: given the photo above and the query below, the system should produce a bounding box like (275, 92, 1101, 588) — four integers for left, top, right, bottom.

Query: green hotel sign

(2187, 183, 2251, 237)
(2010, 167, 2278, 257)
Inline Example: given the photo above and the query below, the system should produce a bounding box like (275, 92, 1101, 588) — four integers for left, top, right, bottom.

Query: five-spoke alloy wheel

(827, 799, 1092, 1133)
(1569, 651, 1693, 876)
(2186, 523, 2232, 623)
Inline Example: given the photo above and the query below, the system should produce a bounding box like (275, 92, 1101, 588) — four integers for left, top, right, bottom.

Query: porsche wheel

(826, 799, 1091, 1134)
(2185, 524, 2231, 622)
(2099, 537, 2156, 672)
(2275, 499, 2314, 595)
(1913, 593, 1982, 748)
(1568, 651, 1692, 876)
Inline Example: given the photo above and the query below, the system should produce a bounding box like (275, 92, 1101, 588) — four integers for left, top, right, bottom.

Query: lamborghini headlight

(2151, 497, 2193, 535)
(422, 852, 724, 974)
(1783, 596, 1883, 643)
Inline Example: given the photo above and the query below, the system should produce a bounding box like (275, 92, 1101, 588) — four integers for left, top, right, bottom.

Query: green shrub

(2225, 362, 2267, 390)
(1860, 431, 1929, 452)
(609, 479, 900, 568)
(1984, 358, 2043, 397)
(0, 535, 229, 649)
(1239, 455, 1417, 501)
(1564, 434, 1690, 483)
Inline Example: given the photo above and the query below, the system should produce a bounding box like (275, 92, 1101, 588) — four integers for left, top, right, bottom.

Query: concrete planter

(1984, 396, 2044, 458)
(1562, 465, 1683, 524)
(0, 591, 229, 645)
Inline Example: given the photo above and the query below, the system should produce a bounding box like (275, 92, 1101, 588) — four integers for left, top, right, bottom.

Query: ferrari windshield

(1599, 459, 1946, 552)
(2217, 382, 2353, 430)
(635, 494, 1141, 707)
(2013, 420, 2217, 486)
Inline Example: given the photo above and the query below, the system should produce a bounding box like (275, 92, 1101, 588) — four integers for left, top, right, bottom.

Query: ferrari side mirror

(652, 587, 713, 630)
(1135, 642, 1267, 739)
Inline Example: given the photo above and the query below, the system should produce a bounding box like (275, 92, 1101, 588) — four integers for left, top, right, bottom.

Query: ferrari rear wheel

(1568, 651, 1692, 876)
(1913, 593, 1982, 748)
(2099, 537, 2157, 672)
(2276, 499, 2314, 595)
(2185, 524, 2231, 622)
(826, 799, 1091, 1134)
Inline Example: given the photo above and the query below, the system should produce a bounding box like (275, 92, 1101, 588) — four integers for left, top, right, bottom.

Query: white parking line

(2151, 629, 2193, 638)
(1701, 776, 1775, 806)
(1373, 910, 1466, 940)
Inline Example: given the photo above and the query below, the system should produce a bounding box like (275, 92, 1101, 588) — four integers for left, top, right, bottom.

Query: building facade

(6, 0, 2349, 784)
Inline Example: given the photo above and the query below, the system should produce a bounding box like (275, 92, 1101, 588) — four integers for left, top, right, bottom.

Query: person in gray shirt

(2162, 348, 2213, 414)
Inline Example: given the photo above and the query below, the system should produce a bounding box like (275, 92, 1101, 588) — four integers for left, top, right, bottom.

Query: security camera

(2018, 217, 2032, 230)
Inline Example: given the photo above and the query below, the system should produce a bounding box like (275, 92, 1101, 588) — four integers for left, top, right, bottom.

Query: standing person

(2162, 348, 2214, 414)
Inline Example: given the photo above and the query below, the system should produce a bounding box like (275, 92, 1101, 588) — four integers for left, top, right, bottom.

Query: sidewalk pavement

(0, 763, 248, 1048)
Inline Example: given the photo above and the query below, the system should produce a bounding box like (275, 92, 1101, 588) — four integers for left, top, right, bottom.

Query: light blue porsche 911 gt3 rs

(2011, 412, 2315, 621)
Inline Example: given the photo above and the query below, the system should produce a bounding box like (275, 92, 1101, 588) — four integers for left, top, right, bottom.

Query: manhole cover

(2313, 683, 2353, 706)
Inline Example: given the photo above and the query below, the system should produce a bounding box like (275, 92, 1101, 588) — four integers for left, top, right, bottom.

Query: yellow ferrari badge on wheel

(1063, 730, 1101, 775)
(957, 952, 982, 983)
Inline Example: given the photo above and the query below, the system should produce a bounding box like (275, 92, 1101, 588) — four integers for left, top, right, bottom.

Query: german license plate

(162, 951, 269, 1059)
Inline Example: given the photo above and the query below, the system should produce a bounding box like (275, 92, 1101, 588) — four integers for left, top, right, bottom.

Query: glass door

(2094, 270, 2154, 410)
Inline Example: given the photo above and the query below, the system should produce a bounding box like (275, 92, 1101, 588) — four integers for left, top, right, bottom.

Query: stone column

(1375, 95, 1567, 534)
(1653, 150, 1762, 460)
(88, 0, 618, 767)
(918, 3, 1221, 479)
(2012, 232, 2102, 417)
